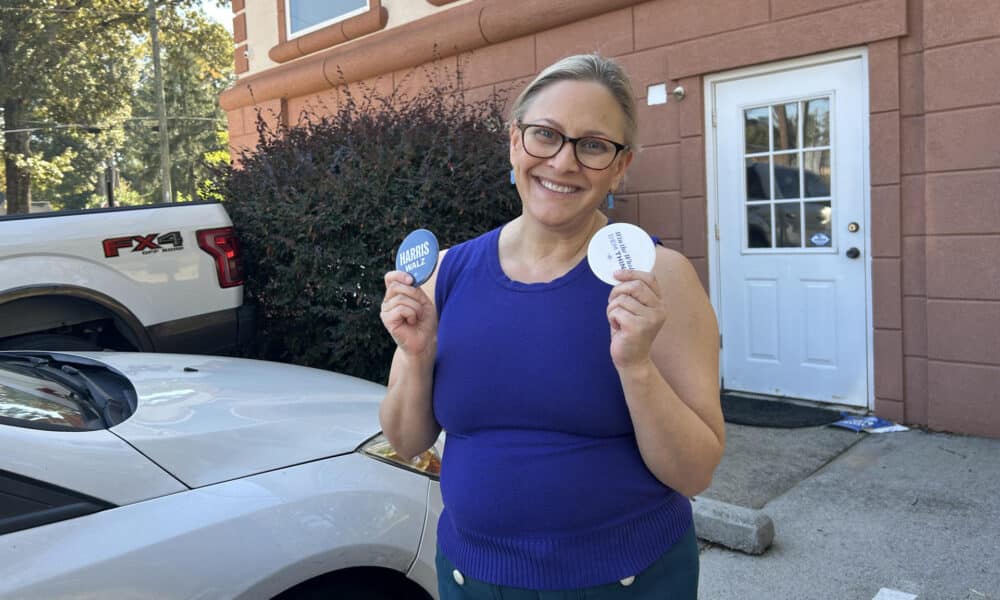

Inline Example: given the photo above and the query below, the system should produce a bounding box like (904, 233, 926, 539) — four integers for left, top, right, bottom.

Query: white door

(709, 53, 870, 407)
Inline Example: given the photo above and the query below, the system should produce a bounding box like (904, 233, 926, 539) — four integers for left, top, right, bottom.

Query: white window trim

(285, 0, 370, 40)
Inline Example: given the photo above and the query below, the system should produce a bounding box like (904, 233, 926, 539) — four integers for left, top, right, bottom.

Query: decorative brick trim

(234, 44, 249, 74)
(221, 0, 646, 110)
(232, 0, 245, 13)
(276, 0, 286, 41)
(271, 0, 387, 63)
(233, 13, 247, 44)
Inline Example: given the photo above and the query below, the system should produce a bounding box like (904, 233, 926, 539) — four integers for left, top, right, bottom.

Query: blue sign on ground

(395, 228, 439, 286)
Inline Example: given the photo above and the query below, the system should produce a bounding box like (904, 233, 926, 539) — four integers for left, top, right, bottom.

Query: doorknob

(846, 247, 861, 259)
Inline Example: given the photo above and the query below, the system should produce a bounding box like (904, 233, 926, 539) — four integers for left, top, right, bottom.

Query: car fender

(0, 202, 241, 326)
(0, 253, 238, 328)
(0, 285, 155, 349)
(0, 255, 164, 325)
(0, 424, 185, 506)
(0, 454, 434, 600)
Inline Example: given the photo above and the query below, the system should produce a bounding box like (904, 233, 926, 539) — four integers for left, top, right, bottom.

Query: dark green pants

(436, 526, 699, 599)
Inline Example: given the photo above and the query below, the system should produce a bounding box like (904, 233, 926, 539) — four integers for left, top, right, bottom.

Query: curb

(692, 496, 775, 555)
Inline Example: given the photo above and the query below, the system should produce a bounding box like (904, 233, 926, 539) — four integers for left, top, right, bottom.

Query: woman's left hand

(607, 269, 666, 369)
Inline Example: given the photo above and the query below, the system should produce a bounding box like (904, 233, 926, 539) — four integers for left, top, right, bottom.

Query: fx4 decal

(103, 232, 184, 258)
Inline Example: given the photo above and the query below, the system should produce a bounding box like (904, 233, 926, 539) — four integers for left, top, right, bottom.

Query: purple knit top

(432, 226, 692, 590)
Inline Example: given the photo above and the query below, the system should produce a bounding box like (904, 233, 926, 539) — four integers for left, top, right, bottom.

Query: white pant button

(452, 569, 465, 586)
(620, 575, 636, 587)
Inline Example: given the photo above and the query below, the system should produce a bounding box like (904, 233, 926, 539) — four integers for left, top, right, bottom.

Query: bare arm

(607, 247, 724, 497)
(377, 250, 448, 460)
(380, 345, 441, 461)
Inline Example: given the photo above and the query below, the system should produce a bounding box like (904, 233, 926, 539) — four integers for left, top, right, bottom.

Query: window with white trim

(286, 0, 369, 38)
(742, 96, 833, 251)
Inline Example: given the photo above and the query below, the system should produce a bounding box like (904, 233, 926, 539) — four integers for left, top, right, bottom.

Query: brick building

(220, 0, 1000, 438)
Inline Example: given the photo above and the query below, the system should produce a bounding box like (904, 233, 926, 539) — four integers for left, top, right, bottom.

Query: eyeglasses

(516, 122, 629, 171)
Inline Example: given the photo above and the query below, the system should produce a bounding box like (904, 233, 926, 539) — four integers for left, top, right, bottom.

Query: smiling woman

(378, 54, 723, 599)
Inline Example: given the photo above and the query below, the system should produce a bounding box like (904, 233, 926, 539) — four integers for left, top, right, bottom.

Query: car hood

(82, 353, 386, 488)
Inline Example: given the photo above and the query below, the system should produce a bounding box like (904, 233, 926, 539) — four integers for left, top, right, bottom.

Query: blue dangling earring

(606, 192, 614, 209)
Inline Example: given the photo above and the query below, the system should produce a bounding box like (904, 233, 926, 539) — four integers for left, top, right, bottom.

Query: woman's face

(509, 79, 633, 230)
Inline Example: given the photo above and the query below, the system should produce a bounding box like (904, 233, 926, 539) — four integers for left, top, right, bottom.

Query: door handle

(846, 247, 861, 259)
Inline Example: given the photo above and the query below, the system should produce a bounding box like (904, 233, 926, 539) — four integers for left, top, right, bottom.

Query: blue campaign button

(395, 229, 439, 286)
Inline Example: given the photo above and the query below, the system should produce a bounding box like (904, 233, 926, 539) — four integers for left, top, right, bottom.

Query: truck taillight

(197, 227, 244, 288)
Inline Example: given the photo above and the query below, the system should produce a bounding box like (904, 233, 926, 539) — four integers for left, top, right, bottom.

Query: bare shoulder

(652, 245, 703, 297)
(420, 247, 449, 308)
(651, 245, 718, 338)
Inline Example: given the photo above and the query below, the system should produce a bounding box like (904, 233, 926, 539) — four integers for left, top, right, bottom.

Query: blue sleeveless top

(433, 226, 692, 590)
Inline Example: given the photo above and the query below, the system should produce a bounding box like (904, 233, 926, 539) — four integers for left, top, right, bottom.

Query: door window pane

(804, 98, 830, 147)
(744, 107, 770, 154)
(740, 95, 832, 252)
(772, 103, 799, 151)
(775, 202, 801, 248)
(803, 150, 831, 197)
(772, 153, 800, 199)
(288, 0, 367, 35)
(747, 204, 772, 248)
(746, 157, 770, 200)
(805, 201, 833, 247)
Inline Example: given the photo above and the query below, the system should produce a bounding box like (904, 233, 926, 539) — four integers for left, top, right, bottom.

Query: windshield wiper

(59, 365, 128, 427)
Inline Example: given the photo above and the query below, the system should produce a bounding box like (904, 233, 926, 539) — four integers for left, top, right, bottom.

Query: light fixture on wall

(647, 83, 686, 105)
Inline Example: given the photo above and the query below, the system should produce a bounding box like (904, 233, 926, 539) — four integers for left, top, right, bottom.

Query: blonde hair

(509, 54, 637, 148)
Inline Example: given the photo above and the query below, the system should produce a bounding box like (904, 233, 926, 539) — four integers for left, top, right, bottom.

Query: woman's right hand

(380, 270, 438, 358)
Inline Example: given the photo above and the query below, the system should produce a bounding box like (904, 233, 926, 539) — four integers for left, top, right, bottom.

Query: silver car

(0, 351, 443, 599)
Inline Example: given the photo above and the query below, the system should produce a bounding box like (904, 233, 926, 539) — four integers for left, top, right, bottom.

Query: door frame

(703, 47, 874, 410)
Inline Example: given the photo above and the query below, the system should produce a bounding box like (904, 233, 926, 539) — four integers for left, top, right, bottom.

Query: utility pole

(148, 0, 172, 203)
(105, 160, 116, 207)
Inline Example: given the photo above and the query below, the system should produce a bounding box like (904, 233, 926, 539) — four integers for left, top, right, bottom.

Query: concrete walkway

(695, 428, 1000, 599)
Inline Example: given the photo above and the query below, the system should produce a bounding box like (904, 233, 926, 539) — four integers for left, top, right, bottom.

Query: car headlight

(358, 433, 441, 479)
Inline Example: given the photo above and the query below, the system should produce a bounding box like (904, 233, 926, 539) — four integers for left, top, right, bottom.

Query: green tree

(0, 0, 224, 214)
(0, 0, 144, 214)
(121, 8, 233, 204)
(32, 115, 132, 211)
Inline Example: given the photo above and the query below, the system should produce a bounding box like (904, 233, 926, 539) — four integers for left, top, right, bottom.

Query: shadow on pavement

(702, 423, 865, 509)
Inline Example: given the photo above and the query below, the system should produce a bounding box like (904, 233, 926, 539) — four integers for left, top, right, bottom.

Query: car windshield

(0, 364, 92, 430)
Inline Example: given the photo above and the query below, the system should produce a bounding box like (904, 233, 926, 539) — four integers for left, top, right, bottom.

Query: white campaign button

(452, 569, 465, 585)
(620, 575, 636, 586)
(587, 223, 656, 285)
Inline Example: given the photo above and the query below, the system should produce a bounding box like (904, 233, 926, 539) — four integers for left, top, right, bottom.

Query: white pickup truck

(0, 201, 253, 353)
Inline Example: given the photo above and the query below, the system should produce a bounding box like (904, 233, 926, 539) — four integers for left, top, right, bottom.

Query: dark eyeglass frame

(516, 122, 629, 171)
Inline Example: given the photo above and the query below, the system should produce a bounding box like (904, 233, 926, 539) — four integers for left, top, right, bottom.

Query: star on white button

(620, 575, 636, 586)
(452, 569, 465, 586)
